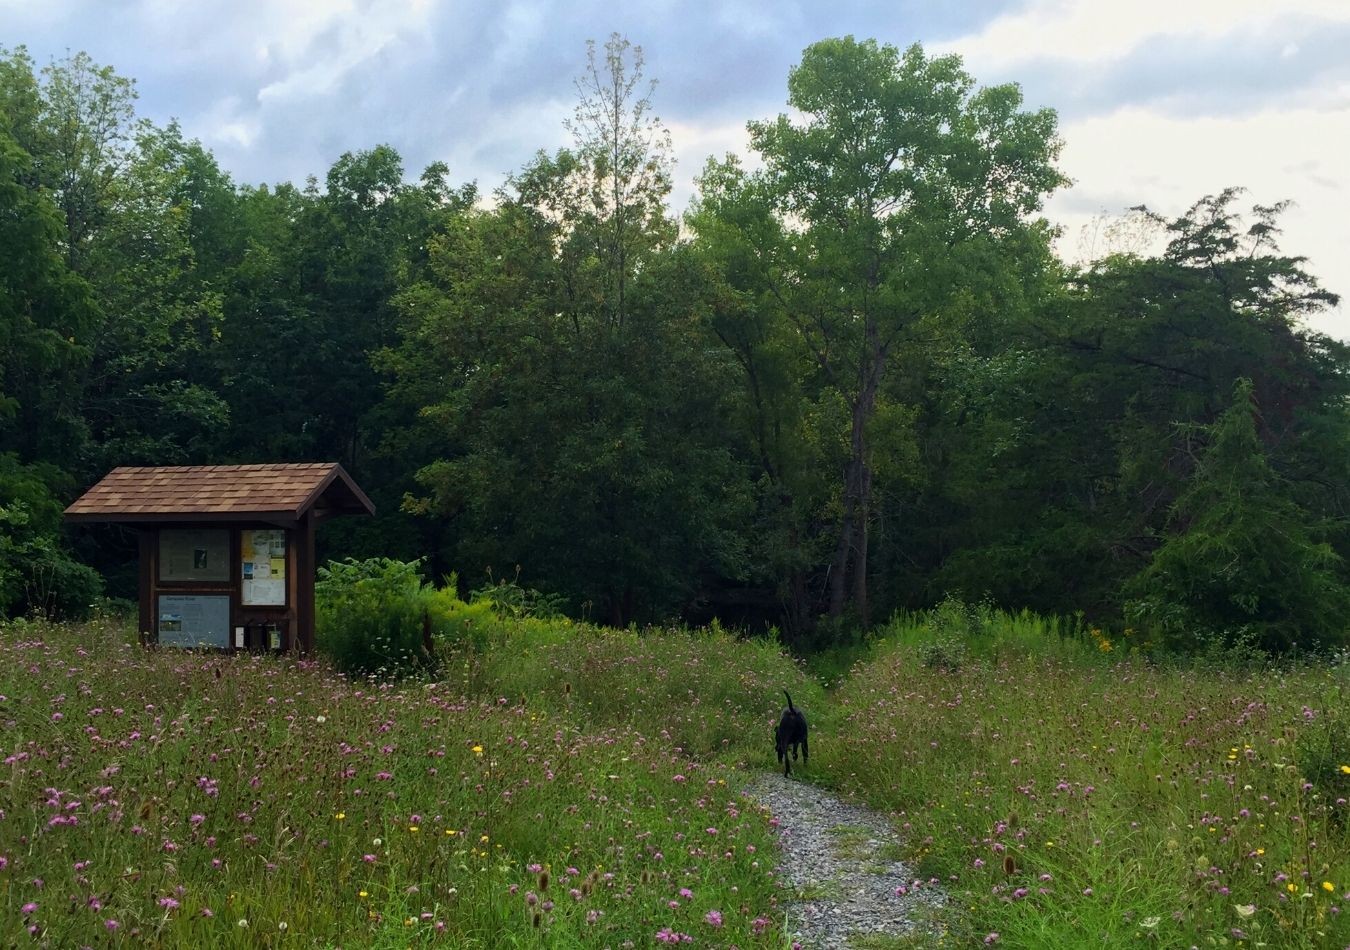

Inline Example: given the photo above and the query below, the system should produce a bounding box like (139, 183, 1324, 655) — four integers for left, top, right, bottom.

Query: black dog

(775, 690, 808, 776)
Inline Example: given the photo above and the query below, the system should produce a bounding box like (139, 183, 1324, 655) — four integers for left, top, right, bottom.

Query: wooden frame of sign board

(136, 521, 311, 653)
(66, 463, 372, 655)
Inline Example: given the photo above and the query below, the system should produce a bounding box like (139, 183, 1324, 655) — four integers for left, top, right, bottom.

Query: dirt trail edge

(743, 773, 947, 949)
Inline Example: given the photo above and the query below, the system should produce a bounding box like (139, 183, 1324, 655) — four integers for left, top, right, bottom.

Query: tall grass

(7, 594, 1347, 948)
(454, 619, 823, 762)
(0, 616, 795, 946)
(814, 604, 1350, 947)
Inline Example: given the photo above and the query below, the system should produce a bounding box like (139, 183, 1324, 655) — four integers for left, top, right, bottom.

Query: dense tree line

(2, 36, 1347, 651)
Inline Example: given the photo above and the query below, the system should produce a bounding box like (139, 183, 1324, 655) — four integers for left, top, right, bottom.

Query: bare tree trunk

(827, 453, 858, 617)
(853, 464, 871, 626)
(828, 323, 884, 623)
(786, 566, 809, 641)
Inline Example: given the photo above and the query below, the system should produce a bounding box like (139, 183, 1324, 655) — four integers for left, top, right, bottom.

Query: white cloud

(933, 0, 1350, 339)
(197, 96, 262, 150)
(667, 117, 756, 208)
(941, 0, 1350, 68)
(1045, 105, 1349, 338)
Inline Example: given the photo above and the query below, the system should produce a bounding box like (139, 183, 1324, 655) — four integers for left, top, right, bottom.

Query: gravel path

(743, 773, 946, 949)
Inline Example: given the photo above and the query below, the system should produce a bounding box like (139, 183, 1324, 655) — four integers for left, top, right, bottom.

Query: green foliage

(315, 557, 441, 678)
(0, 102, 94, 471)
(3, 39, 1350, 652)
(468, 569, 567, 620)
(692, 36, 1066, 625)
(1126, 379, 1350, 652)
(314, 557, 535, 676)
(0, 455, 102, 618)
(388, 41, 749, 626)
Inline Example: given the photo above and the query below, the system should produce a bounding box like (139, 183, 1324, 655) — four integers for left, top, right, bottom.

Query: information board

(157, 594, 230, 648)
(159, 529, 230, 582)
(241, 528, 287, 605)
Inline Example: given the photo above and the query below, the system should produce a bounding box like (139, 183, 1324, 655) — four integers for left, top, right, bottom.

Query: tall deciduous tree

(0, 120, 93, 468)
(697, 38, 1065, 623)
(564, 33, 674, 328)
(0, 119, 103, 616)
(391, 35, 745, 624)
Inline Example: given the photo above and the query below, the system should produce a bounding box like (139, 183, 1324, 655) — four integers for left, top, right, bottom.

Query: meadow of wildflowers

(817, 611, 1350, 947)
(4, 603, 1347, 948)
(0, 615, 797, 946)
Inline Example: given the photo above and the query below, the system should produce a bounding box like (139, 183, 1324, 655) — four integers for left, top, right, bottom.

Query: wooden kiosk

(65, 463, 374, 654)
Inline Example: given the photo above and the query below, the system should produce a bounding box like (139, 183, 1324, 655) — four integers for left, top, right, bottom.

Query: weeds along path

(744, 772, 946, 948)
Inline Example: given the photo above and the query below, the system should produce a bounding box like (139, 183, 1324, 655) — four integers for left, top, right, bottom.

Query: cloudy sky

(5, 0, 1347, 338)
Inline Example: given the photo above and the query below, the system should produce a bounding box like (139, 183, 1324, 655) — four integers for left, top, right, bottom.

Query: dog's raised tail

(784, 689, 795, 712)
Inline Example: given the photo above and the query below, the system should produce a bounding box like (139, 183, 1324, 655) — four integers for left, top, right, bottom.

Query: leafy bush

(0, 455, 103, 619)
(469, 569, 567, 619)
(315, 558, 527, 677)
(916, 633, 967, 672)
(315, 557, 441, 678)
(14, 531, 104, 619)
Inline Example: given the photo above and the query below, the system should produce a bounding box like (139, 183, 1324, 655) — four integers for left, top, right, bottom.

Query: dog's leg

(802, 733, 808, 765)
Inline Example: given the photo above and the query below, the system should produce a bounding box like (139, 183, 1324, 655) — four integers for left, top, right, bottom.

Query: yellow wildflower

(335, 812, 346, 821)
(1324, 881, 1336, 892)
(472, 745, 484, 755)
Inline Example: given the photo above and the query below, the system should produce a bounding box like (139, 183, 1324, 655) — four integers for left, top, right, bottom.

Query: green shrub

(0, 456, 103, 619)
(9, 529, 103, 619)
(315, 557, 440, 678)
(468, 569, 567, 619)
(916, 632, 967, 672)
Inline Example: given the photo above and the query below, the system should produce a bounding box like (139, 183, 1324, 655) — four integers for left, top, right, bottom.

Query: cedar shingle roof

(64, 463, 375, 523)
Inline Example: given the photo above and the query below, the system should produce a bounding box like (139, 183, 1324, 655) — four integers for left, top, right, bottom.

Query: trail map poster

(241, 529, 287, 605)
(159, 529, 230, 582)
(157, 594, 230, 648)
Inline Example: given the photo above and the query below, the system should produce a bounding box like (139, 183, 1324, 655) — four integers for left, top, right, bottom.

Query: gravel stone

(743, 773, 946, 949)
